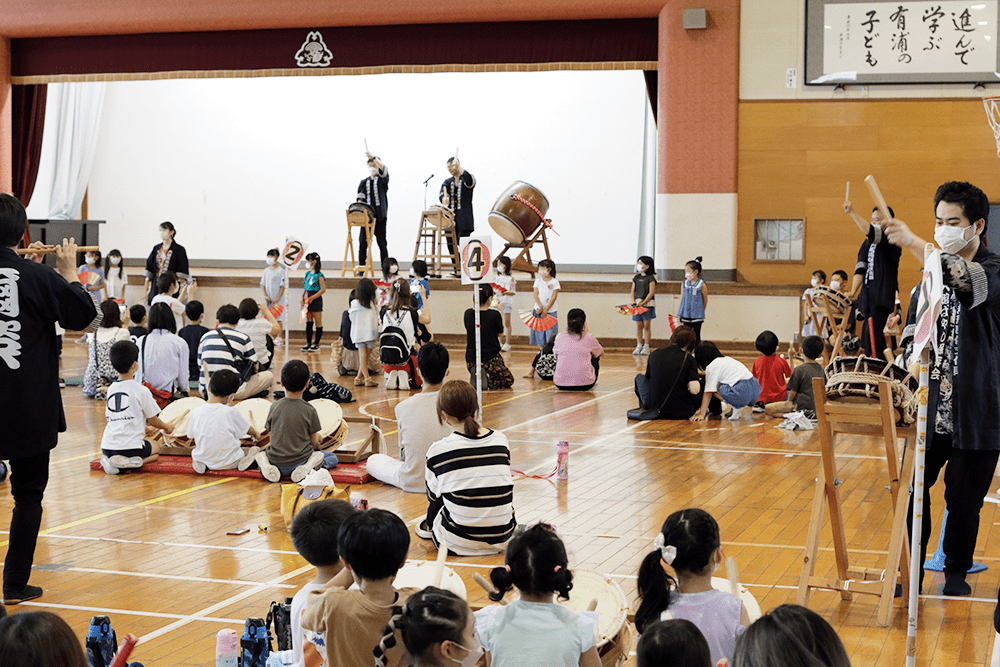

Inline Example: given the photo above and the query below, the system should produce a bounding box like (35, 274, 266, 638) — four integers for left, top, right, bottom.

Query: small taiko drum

(392, 561, 468, 600)
(488, 181, 549, 245)
(312, 399, 349, 450)
(347, 202, 375, 225)
(825, 355, 918, 424)
(427, 204, 455, 229)
(235, 398, 271, 448)
(157, 397, 206, 448)
(811, 285, 853, 315)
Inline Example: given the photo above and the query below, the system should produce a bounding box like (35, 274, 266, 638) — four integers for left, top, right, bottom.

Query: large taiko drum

(811, 285, 853, 316)
(825, 355, 918, 424)
(157, 397, 207, 448)
(488, 181, 549, 245)
(235, 398, 271, 448)
(392, 561, 468, 600)
(347, 202, 375, 225)
(312, 399, 349, 450)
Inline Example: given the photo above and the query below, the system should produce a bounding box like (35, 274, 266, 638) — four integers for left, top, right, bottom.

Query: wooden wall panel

(738, 99, 1000, 292)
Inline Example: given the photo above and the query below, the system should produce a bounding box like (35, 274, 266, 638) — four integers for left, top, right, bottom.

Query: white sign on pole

(909, 244, 943, 365)
(280, 236, 309, 271)
(459, 237, 494, 416)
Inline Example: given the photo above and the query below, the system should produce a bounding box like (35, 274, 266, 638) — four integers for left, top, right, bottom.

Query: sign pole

(284, 263, 290, 361)
(475, 282, 482, 417)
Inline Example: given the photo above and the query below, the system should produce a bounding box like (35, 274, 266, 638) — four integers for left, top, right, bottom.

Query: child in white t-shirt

(236, 298, 281, 372)
(187, 369, 261, 474)
(100, 340, 173, 474)
(691, 341, 761, 423)
(150, 271, 187, 331)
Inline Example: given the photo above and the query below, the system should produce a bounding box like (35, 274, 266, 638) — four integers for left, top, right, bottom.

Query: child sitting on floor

(254, 360, 338, 483)
(751, 330, 790, 413)
(301, 509, 420, 667)
(100, 340, 173, 474)
(380, 587, 479, 667)
(764, 335, 826, 418)
(186, 369, 261, 474)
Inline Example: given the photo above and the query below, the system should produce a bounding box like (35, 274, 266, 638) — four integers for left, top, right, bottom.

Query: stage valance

(11, 19, 658, 83)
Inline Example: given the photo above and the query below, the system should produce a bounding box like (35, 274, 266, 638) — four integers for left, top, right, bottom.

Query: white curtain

(28, 82, 107, 220)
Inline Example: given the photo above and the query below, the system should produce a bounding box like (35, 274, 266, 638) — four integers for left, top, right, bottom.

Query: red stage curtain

(11, 83, 47, 245)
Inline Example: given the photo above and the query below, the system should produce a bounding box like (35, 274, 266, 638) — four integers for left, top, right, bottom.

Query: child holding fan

(475, 524, 601, 667)
(631, 255, 657, 355)
(524, 259, 559, 379)
(493, 256, 516, 351)
(678, 257, 707, 344)
(301, 252, 326, 352)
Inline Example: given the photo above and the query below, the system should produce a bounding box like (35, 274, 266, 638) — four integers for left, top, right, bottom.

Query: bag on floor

(241, 617, 271, 667)
(305, 372, 354, 403)
(279, 483, 351, 527)
(266, 597, 294, 652)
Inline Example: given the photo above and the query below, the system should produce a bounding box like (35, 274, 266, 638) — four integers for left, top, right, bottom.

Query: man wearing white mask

(885, 180, 1000, 597)
(843, 200, 902, 358)
(356, 153, 390, 268)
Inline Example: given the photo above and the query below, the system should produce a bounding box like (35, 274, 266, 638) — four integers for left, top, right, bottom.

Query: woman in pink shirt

(553, 309, 604, 391)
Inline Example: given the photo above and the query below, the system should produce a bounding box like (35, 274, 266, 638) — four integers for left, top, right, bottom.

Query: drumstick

(109, 634, 138, 667)
(167, 408, 191, 428)
(586, 598, 599, 612)
(364, 138, 369, 153)
(432, 535, 449, 588)
(726, 556, 740, 596)
(845, 181, 850, 204)
(455, 147, 459, 161)
(16, 245, 99, 255)
(473, 573, 497, 596)
(864, 175, 893, 222)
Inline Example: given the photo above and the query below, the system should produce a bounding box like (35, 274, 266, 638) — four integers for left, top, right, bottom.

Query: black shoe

(252, 390, 269, 399)
(943, 572, 972, 596)
(273, 391, 285, 399)
(3, 584, 42, 605)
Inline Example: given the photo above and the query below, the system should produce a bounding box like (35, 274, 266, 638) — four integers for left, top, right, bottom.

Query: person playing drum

(440, 158, 476, 270)
(357, 153, 390, 269)
(843, 200, 901, 358)
(885, 180, 1000, 597)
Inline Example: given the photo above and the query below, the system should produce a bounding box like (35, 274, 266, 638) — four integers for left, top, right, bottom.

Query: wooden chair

(412, 208, 459, 277)
(343, 207, 376, 277)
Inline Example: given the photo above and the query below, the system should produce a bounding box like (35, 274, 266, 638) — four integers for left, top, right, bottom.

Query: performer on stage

(356, 153, 389, 268)
(843, 200, 901, 358)
(440, 158, 476, 265)
(886, 181, 1000, 597)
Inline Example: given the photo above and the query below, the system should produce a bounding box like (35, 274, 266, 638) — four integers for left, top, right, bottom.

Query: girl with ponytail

(375, 587, 482, 667)
(635, 508, 748, 667)
(475, 524, 601, 667)
(417, 380, 516, 556)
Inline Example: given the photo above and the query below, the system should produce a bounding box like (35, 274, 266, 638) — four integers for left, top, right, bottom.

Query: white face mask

(830, 279, 842, 290)
(306, 262, 314, 271)
(160, 230, 172, 241)
(110, 257, 120, 266)
(447, 638, 484, 667)
(408, 268, 415, 278)
(934, 223, 976, 254)
(86, 256, 97, 265)
(540, 268, 549, 278)
(810, 277, 819, 287)
(685, 272, 694, 281)
(389, 264, 398, 274)
(369, 166, 378, 177)
(636, 263, 644, 273)
(267, 257, 276, 267)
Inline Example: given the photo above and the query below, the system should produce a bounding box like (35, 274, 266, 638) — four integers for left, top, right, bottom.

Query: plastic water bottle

(556, 441, 569, 480)
(215, 628, 238, 667)
(350, 490, 368, 510)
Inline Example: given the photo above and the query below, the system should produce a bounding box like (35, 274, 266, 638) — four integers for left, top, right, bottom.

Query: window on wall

(754, 218, 804, 263)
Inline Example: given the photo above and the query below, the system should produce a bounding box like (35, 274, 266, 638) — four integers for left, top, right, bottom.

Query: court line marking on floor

(21, 600, 245, 624)
(0, 561, 298, 589)
(576, 442, 885, 461)
(0, 477, 235, 548)
(360, 387, 556, 424)
(517, 417, 643, 475)
(139, 564, 314, 644)
(499, 388, 631, 433)
(0, 532, 300, 556)
(50, 452, 102, 465)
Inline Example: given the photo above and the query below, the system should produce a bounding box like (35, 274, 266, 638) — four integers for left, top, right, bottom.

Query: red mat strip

(88, 455, 373, 484)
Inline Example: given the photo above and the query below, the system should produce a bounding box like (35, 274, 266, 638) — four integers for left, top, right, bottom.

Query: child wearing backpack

(379, 279, 422, 391)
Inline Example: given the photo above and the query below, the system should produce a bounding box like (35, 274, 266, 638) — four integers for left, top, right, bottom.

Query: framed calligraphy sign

(806, 1, 1000, 84)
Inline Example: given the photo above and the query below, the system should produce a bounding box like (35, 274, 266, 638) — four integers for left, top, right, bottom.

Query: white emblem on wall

(0, 268, 22, 369)
(295, 32, 333, 67)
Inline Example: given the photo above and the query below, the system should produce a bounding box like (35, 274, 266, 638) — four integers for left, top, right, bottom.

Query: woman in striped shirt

(418, 380, 516, 556)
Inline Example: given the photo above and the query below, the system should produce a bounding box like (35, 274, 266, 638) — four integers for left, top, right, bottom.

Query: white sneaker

(237, 446, 261, 472)
(632, 345, 643, 355)
(192, 460, 207, 474)
(641, 344, 650, 355)
(501, 343, 511, 352)
(291, 451, 326, 483)
(255, 451, 281, 482)
(273, 337, 283, 346)
(108, 455, 143, 471)
(100, 455, 120, 475)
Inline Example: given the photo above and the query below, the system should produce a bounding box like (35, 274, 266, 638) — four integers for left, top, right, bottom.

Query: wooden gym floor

(1, 341, 997, 667)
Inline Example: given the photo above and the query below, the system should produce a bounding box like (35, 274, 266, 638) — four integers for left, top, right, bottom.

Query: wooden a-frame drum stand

(413, 207, 460, 277)
(497, 224, 553, 277)
(796, 377, 914, 627)
(343, 205, 376, 277)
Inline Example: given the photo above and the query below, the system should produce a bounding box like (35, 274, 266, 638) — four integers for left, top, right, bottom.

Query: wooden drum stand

(343, 206, 376, 277)
(497, 224, 553, 277)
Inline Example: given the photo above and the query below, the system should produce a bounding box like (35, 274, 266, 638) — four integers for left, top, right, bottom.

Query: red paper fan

(490, 282, 510, 295)
(77, 270, 101, 286)
(667, 314, 679, 332)
(519, 310, 557, 332)
(268, 304, 284, 319)
(615, 304, 648, 316)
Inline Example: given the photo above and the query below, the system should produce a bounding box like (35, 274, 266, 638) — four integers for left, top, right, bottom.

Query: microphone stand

(423, 174, 434, 211)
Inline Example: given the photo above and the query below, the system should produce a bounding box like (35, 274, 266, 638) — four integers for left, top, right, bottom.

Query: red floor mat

(89, 455, 373, 483)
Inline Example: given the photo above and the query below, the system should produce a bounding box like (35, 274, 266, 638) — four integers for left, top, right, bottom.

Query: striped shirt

(425, 429, 516, 556)
(197, 327, 258, 395)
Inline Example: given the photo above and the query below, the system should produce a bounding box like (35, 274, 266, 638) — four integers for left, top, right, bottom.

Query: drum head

(235, 398, 271, 434)
(488, 212, 527, 244)
(393, 562, 468, 600)
(311, 399, 345, 438)
(159, 397, 206, 438)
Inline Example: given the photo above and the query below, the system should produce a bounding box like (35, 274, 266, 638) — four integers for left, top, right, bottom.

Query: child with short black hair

(475, 524, 601, 667)
(187, 369, 261, 474)
(409, 259, 430, 311)
(801, 269, 827, 337)
(636, 508, 749, 666)
(751, 330, 791, 413)
(302, 509, 419, 667)
(100, 340, 173, 474)
(631, 255, 657, 355)
(288, 499, 359, 667)
(765, 335, 827, 418)
(636, 619, 712, 667)
(691, 341, 761, 423)
(255, 360, 337, 482)
(128, 304, 148, 341)
(529, 258, 560, 348)
(236, 297, 280, 371)
(178, 300, 208, 380)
